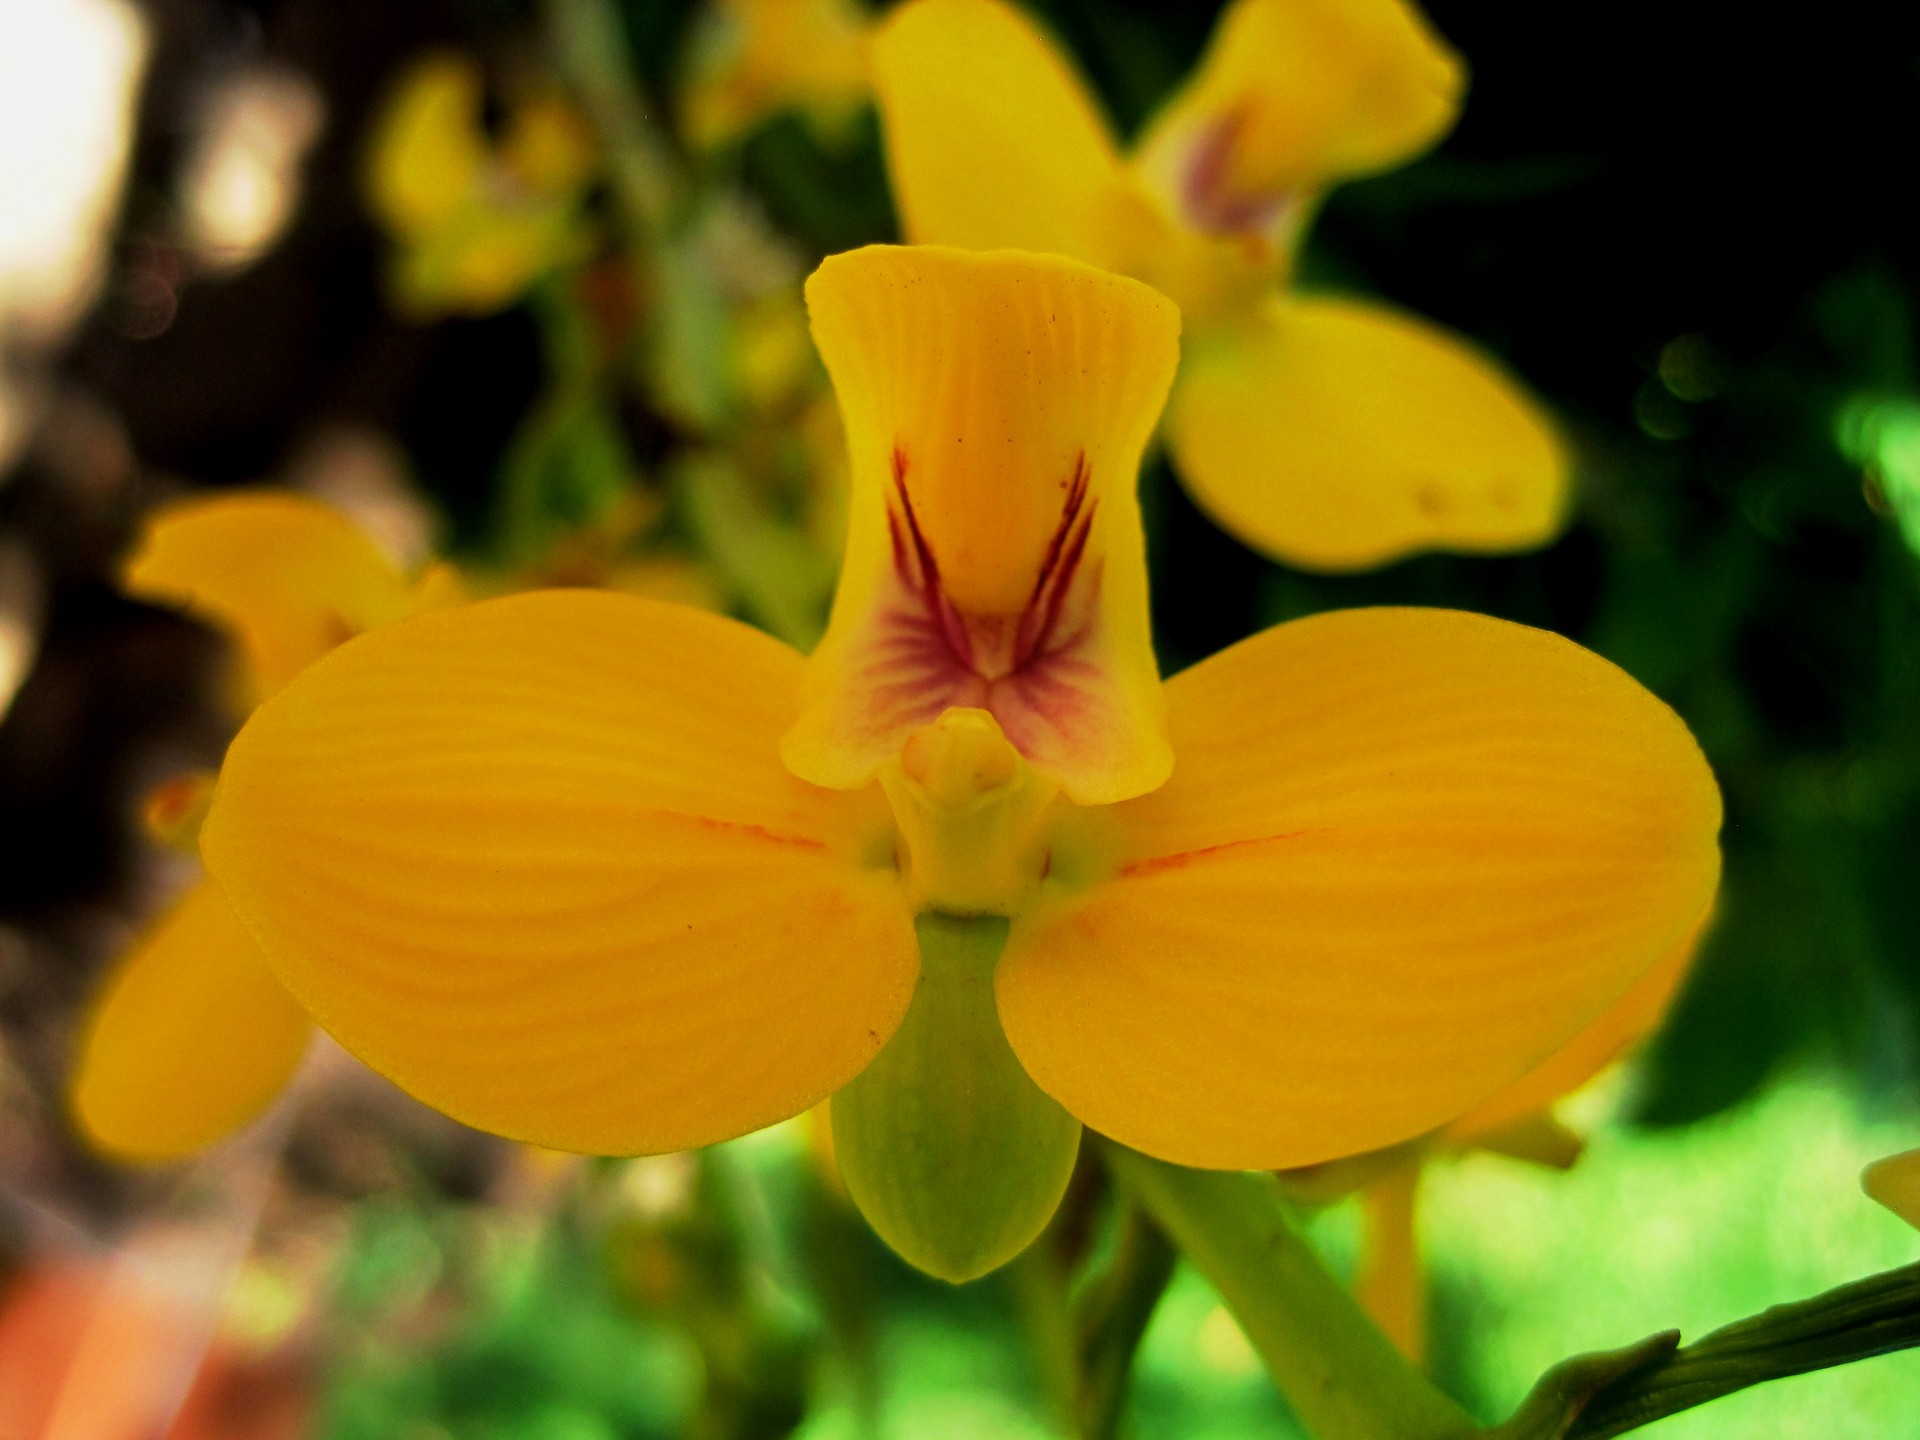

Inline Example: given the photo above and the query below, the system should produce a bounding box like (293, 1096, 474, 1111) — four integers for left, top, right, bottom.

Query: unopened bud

(831, 914, 1080, 1283)
(142, 771, 219, 853)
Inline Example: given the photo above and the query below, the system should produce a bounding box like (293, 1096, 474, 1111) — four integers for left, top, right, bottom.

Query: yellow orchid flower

(1864, 1149, 1920, 1231)
(870, 0, 1568, 572)
(70, 492, 456, 1163)
(680, 0, 873, 149)
(365, 54, 595, 317)
(199, 247, 1718, 1282)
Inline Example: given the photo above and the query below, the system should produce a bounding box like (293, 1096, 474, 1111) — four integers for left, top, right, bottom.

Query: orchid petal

(1864, 1150, 1920, 1232)
(203, 590, 918, 1155)
(71, 880, 310, 1163)
(1445, 913, 1705, 1144)
(1167, 295, 1569, 571)
(871, 0, 1121, 262)
(365, 54, 488, 239)
(998, 606, 1721, 1170)
(122, 491, 418, 702)
(1134, 0, 1463, 237)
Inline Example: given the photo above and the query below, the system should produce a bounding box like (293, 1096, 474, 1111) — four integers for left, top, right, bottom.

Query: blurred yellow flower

(1864, 1148, 1920, 1231)
(872, 0, 1568, 571)
(201, 248, 1717, 1282)
(680, 0, 872, 149)
(365, 53, 595, 317)
(732, 286, 822, 413)
(69, 493, 456, 1163)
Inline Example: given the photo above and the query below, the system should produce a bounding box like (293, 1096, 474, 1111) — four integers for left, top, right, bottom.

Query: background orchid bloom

(365, 53, 595, 318)
(679, 0, 873, 150)
(70, 493, 455, 1163)
(201, 246, 1718, 1283)
(870, 0, 1569, 572)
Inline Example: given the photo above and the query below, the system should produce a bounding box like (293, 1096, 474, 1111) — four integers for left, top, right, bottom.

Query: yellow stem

(1356, 1160, 1427, 1365)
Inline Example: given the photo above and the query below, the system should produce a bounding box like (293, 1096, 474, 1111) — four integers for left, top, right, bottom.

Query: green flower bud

(831, 913, 1081, 1283)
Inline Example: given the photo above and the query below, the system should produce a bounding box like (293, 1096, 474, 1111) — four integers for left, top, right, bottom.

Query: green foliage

(321, 1203, 698, 1440)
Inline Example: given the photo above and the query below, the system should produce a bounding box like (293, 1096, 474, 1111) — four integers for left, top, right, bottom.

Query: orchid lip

(870, 444, 1107, 762)
(786, 244, 1179, 805)
(1166, 107, 1308, 253)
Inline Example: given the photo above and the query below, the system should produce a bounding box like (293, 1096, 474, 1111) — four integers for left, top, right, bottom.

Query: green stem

(1007, 1241, 1081, 1435)
(1075, 1201, 1178, 1440)
(1557, 1261, 1920, 1439)
(526, 271, 600, 393)
(542, 0, 681, 241)
(1102, 1143, 1475, 1440)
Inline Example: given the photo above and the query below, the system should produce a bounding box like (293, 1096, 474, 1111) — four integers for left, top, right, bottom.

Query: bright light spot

(180, 67, 324, 272)
(618, 1152, 699, 1220)
(218, 1258, 308, 1350)
(1836, 394, 1920, 556)
(0, 0, 146, 340)
(284, 426, 433, 568)
(1195, 1303, 1261, 1378)
(0, 539, 42, 719)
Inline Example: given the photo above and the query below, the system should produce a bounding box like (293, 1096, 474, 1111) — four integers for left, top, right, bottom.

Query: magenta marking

(869, 448, 1108, 757)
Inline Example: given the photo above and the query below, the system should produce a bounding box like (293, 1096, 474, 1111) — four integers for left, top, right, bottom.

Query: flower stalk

(541, 0, 680, 241)
(1547, 1260, 1920, 1440)
(1073, 1199, 1178, 1440)
(1110, 1137, 1920, 1440)
(1103, 1141, 1476, 1440)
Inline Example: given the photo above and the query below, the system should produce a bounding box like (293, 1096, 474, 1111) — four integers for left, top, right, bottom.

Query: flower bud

(830, 913, 1079, 1282)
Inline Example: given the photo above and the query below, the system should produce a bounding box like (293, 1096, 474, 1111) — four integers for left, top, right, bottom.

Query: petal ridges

(204, 590, 919, 1155)
(999, 607, 1722, 1169)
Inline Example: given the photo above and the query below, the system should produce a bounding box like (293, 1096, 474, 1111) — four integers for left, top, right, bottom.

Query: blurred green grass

(319, 1071, 1920, 1438)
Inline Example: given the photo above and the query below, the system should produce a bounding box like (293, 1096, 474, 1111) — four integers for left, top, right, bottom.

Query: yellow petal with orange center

(1167, 296, 1569, 571)
(122, 491, 419, 703)
(787, 246, 1179, 805)
(70, 879, 311, 1163)
(202, 590, 918, 1156)
(871, 0, 1121, 263)
(1133, 0, 1463, 239)
(1445, 912, 1706, 1144)
(998, 607, 1722, 1170)
(872, 0, 1273, 318)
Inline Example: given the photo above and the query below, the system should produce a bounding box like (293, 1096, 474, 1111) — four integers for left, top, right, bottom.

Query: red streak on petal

(1014, 451, 1096, 671)
(874, 448, 1112, 764)
(1119, 830, 1316, 878)
(672, 814, 828, 853)
(890, 451, 977, 670)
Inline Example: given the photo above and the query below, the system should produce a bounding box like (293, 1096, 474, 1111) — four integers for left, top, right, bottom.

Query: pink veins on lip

(1178, 107, 1295, 243)
(862, 447, 1107, 762)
